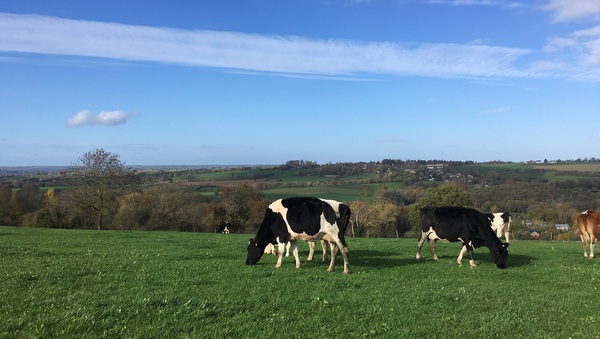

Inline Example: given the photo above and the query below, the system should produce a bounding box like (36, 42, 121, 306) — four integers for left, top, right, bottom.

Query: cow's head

(490, 242, 509, 269)
(246, 238, 266, 265)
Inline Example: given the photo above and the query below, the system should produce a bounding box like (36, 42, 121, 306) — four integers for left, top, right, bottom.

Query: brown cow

(577, 210, 600, 259)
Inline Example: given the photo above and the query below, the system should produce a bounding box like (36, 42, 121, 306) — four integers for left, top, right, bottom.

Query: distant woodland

(2, 149, 600, 240)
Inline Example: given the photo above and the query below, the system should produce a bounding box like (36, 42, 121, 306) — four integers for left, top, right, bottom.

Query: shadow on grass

(346, 249, 536, 270)
(414, 252, 536, 268)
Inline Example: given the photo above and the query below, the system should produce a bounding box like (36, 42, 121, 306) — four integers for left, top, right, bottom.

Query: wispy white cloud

(573, 25, 600, 37)
(0, 12, 532, 80)
(67, 110, 137, 127)
(537, 1, 600, 81)
(542, 32, 600, 81)
(545, 0, 600, 23)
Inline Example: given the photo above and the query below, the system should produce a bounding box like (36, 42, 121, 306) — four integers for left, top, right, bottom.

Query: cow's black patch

(281, 197, 327, 236)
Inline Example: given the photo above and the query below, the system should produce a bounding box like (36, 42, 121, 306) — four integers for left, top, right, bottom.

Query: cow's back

(578, 210, 600, 236)
(421, 206, 481, 239)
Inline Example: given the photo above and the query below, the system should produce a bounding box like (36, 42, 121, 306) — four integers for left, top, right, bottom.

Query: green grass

(1, 227, 598, 338)
(262, 185, 364, 202)
(262, 183, 405, 202)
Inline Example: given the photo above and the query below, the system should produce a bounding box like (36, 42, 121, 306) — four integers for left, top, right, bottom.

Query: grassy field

(1, 227, 598, 338)
(533, 163, 600, 172)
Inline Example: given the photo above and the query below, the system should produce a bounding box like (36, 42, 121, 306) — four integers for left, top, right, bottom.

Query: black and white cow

(216, 221, 230, 234)
(246, 197, 351, 273)
(416, 206, 509, 269)
(486, 212, 512, 243)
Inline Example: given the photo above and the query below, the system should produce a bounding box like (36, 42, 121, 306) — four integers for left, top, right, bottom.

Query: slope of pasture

(534, 163, 600, 182)
(261, 182, 404, 202)
(1, 227, 597, 338)
(166, 166, 401, 201)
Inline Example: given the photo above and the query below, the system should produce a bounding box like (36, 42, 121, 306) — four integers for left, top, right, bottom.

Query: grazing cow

(416, 206, 509, 269)
(577, 210, 600, 259)
(216, 221, 230, 234)
(486, 212, 512, 243)
(246, 197, 351, 273)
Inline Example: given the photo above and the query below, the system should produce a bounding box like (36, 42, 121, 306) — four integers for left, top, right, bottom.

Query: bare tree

(212, 184, 268, 233)
(64, 149, 136, 230)
(349, 200, 376, 237)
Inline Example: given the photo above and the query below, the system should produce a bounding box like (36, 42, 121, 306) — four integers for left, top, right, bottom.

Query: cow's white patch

(269, 199, 288, 221)
(424, 227, 439, 240)
(489, 212, 511, 242)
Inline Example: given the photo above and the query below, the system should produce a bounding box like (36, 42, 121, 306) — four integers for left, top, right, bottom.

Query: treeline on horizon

(1, 149, 600, 240)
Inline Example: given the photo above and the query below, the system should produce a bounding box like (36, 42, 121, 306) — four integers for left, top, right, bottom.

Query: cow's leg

(428, 239, 439, 261)
(504, 230, 510, 243)
(457, 245, 467, 265)
(581, 233, 589, 258)
(327, 243, 338, 272)
(496, 228, 503, 239)
(275, 242, 286, 269)
(289, 240, 301, 268)
(590, 233, 597, 259)
(323, 240, 329, 261)
(327, 238, 350, 274)
(307, 241, 315, 261)
(416, 232, 427, 260)
(464, 242, 476, 267)
(285, 241, 291, 257)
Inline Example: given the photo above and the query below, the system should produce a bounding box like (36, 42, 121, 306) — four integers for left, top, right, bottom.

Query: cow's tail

(338, 204, 351, 248)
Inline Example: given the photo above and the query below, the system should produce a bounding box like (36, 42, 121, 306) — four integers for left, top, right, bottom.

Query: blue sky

(1, 0, 600, 166)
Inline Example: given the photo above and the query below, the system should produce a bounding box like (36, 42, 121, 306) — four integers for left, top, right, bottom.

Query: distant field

(166, 165, 405, 201)
(262, 182, 404, 202)
(534, 163, 600, 172)
(1, 227, 598, 338)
